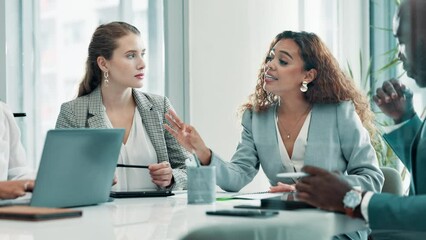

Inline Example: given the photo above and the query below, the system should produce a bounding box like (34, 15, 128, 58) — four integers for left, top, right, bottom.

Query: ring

(23, 182, 29, 191)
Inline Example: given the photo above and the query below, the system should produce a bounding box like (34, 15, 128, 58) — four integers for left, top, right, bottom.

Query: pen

(192, 151, 201, 167)
(13, 113, 26, 117)
(116, 164, 149, 169)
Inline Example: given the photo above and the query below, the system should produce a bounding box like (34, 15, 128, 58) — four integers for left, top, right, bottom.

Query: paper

(231, 192, 283, 200)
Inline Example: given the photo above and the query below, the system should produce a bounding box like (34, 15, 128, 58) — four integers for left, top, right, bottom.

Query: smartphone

(205, 209, 279, 218)
(234, 193, 314, 210)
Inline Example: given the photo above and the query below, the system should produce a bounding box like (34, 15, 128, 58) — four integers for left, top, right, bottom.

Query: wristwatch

(343, 189, 362, 217)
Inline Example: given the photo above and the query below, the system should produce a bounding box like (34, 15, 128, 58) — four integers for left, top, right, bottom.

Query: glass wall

(33, 0, 165, 166)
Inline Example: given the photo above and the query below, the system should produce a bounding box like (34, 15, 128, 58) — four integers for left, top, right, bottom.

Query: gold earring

(300, 81, 308, 92)
(104, 71, 109, 87)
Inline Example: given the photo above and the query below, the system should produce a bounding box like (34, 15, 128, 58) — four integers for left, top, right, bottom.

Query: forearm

(210, 151, 258, 192)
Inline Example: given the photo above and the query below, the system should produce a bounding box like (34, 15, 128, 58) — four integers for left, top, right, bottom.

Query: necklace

(278, 105, 311, 140)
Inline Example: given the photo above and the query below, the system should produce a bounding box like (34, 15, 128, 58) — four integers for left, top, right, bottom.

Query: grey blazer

(55, 87, 190, 190)
(211, 101, 384, 192)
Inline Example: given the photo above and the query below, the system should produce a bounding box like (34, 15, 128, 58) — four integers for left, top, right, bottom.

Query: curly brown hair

(240, 31, 376, 137)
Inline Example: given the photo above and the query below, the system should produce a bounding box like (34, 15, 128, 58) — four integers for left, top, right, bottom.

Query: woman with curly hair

(165, 31, 383, 196)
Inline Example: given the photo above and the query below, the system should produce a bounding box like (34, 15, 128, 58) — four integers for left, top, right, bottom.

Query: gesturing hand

(164, 110, 211, 165)
(372, 79, 415, 123)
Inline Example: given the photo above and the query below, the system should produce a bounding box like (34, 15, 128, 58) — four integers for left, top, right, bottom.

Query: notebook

(0, 128, 124, 208)
(0, 206, 82, 221)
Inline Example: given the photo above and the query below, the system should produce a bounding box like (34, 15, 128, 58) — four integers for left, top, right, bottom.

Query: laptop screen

(30, 128, 124, 208)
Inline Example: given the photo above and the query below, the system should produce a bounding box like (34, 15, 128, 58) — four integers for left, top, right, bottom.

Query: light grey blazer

(55, 87, 190, 190)
(211, 101, 384, 192)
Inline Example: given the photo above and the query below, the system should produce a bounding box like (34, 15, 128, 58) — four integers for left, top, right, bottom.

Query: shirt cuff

(360, 191, 374, 223)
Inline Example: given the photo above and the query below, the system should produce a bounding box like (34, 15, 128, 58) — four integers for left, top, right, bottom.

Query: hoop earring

(104, 71, 109, 87)
(300, 81, 308, 92)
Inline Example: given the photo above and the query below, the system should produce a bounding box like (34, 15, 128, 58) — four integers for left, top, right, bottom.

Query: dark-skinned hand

(295, 166, 351, 213)
(372, 79, 415, 124)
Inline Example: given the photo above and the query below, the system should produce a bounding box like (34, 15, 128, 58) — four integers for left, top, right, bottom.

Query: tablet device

(110, 190, 174, 198)
(206, 209, 278, 218)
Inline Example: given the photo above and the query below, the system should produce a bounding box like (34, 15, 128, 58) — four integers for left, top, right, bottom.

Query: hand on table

(269, 182, 295, 193)
(0, 180, 34, 199)
(295, 166, 351, 213)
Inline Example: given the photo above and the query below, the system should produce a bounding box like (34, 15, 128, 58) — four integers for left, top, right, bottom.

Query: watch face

(343, 190, 362, 209)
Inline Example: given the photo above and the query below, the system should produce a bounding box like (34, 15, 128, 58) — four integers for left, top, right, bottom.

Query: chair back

(380, 166, 403, 195)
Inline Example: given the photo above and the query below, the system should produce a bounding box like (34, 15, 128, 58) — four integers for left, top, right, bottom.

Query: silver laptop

(1, 128, 124, 208)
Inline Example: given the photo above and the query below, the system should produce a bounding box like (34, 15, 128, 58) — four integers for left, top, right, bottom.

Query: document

(230, 192, 283, 200)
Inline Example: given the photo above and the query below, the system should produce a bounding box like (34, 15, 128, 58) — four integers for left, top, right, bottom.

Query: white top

(360, 191, 374, 223)
(275, 109, 312, 172)
(0, 102, 33, 180)
(104, 107, 157, 191)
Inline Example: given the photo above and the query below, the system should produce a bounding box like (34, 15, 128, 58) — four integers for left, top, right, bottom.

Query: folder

(0, 206, 82, 221)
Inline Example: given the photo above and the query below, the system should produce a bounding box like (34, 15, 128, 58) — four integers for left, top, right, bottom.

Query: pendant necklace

(279, 106, 311, 140)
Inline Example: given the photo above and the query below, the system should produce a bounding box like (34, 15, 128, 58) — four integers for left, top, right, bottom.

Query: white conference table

(0, 191, 367, 240)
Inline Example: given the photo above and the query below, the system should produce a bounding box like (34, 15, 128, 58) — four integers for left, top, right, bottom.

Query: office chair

(380, 166, 403, 195)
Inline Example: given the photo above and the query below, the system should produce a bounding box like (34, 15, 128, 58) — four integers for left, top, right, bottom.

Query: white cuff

(360, 191, 374, 223)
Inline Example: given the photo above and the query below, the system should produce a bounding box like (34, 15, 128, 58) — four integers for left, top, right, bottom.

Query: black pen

(117, 164, 149, 169)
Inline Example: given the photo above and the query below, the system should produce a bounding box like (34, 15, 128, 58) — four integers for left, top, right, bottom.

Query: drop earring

(300, 81, 308, 92)
(104, 71, 109, 87)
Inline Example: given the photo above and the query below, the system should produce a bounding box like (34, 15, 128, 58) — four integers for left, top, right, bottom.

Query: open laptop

(0, 128, 124, 208)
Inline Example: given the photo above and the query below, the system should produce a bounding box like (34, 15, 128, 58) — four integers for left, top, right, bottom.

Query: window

(32, 0, 165, 166)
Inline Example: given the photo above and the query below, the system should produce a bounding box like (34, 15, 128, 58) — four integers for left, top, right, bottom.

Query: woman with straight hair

(56, 22, 189, 191)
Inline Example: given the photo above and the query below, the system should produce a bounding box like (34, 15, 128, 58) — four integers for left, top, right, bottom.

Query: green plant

(346, 49, 403, 168)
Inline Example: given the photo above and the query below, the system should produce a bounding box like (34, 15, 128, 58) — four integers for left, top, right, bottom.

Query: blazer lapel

(412, 120, 426, 194)
(303, 104, 338, 170)
(261, 105, 296, 183)
(304, 105, 319, 167)
(86, 88, 108, 128)
(133, 90, 167, 163)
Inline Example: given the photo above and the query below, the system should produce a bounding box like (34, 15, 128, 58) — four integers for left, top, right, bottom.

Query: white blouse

(105, 107, 157, 191)
(0, 102, 33, 180)
(275, 109, 312, 173)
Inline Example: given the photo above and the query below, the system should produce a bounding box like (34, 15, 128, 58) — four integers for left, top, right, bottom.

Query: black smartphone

(205, 209, 279, 218)
(234, 192, 314, 211)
